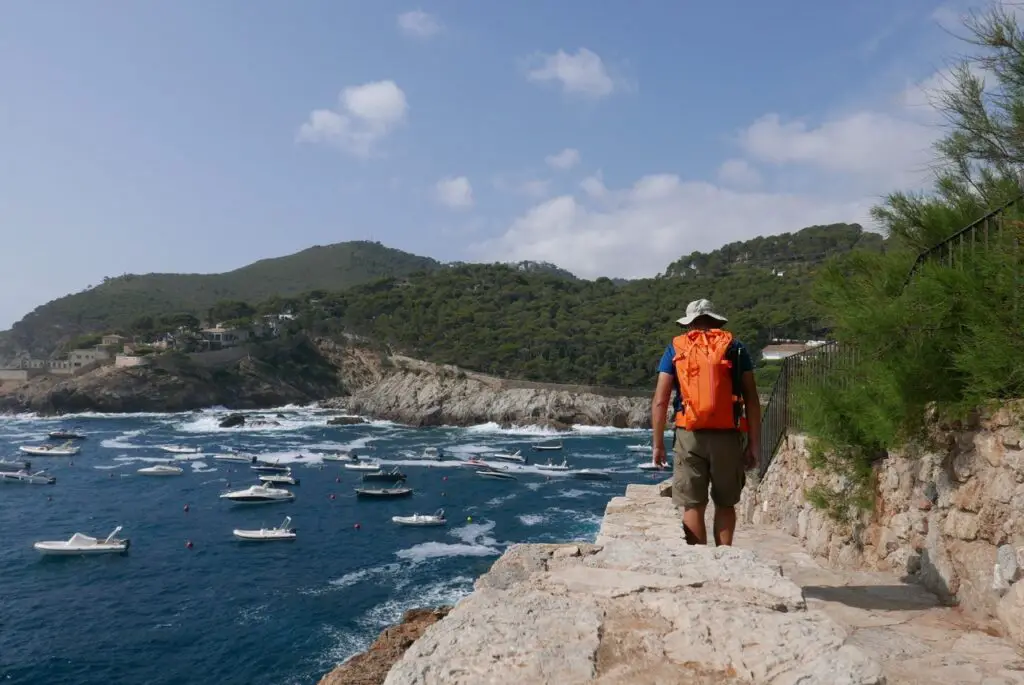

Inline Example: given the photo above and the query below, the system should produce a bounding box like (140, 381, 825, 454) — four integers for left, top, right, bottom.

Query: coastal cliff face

(0, 337, 343, 415)
(337, 483, 883, 685)
(318, 343, 651, 429)
(740, 401, 1024, 648)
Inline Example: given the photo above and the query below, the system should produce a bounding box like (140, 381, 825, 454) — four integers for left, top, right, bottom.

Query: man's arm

(651, 372, 674, 451)
(740, 370, 761, 467)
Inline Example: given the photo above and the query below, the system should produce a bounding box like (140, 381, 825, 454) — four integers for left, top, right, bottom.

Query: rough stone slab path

(734, 523, 1024, 685)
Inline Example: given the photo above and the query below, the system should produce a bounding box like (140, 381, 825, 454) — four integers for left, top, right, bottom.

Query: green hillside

(291, 223, 881, 388)
(4, 241, 441, 357)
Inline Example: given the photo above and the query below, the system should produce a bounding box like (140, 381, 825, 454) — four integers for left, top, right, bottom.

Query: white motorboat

(48, 429, 86, 440)
(421, 447, 443, 460)
(627, 444, 650, 453)
(158, 445, 202, 455)
(220, 483, 295, 504)
(0, 458, 31, 472)
(173, 453, 205, 462)
(571, 469, 612, 481)
(638, 462, 668, 471)
(1, 470, 56, 484)
(344, 460, 382, 472)
(138, 464, 184, 476)
(489, 449, 526, 464)
(33, 526, 130, 556)
(532, 441, 563, 452)
(213, 453, 256, 464)
(321, 452, 354, 462)
(392, 509, 447, 526)
(19, 441, 79, 456)
(233, 516, 297, 542)
(477, 470, 517, 480)
(536, 459, 571, 472)
(251, 462, 290, 473)
(259, 472, 299, 486)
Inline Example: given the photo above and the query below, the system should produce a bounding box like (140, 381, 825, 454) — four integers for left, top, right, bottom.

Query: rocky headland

(0, 336, 652, 428)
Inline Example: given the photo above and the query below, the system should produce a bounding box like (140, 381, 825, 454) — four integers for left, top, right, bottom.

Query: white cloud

(297, 80, 408, 157)
(579, 173, 607, 199)
(717, 159, 762, 188)
(473, 175, 873, 279)
(545, 148, 581, 170)
(526, 48, 618, 98)
(435, 176, 474, 209)
(397, 10, 443, 38)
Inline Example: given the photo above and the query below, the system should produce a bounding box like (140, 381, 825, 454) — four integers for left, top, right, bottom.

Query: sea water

(0, 406, 664, 685)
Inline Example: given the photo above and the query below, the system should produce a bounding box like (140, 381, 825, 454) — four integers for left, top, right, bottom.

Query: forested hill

(3, 241, 441, 357)
(663, 223, 883, 278)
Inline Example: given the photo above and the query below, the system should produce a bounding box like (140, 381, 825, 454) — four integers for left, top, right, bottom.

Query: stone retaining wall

(373, 483, 883, 684)
(739, 401, 1024, 646)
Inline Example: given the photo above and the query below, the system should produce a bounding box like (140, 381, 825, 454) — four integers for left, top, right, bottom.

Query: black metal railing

(758, 193, 1024, 475)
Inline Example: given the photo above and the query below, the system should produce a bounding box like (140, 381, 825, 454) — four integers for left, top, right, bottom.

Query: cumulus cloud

(397, 10, 443, 38)
(435, 176, 474, 209)
(526, 48, 618, 98)
(474, 67, 962, 279)
(297, 80, 408, 157)
(493, 174, 551, 199)
(545, 148, 581, 170)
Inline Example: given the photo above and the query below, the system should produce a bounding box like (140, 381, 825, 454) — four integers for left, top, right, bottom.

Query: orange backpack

(671, 328, 743, 431)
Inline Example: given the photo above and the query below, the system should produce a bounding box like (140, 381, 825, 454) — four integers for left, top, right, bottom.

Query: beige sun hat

(676, 298, 728, 326)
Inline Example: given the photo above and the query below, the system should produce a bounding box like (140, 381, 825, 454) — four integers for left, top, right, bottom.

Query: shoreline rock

(336, 484, 883, 684)
(318, 607, 451, 685)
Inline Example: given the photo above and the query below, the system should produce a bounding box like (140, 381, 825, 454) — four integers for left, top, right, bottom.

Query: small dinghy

(19, 441, 79, 456)
(233, 516, 297, 542)
(220, 483, 295, 504)
(476, 470, 517, 480)
(251, 462, 290, 473)
(362, 468, 406, 483)
(392, 509, 447, 526)
(638, 462, 667, 471)
(531, 441, 563, 452)
(258, 472, 299, 486)
(138, 464, 184, 476)
(344, 460, 382, 472)
(213, 453, 257, 464)
(159, 445, 202, 455)
(536, 459, 571, 472)
(571, 469, 611, 481)
(0, 458, 31, 473)
(33, 526, 130, 556)
(355, 487, 413, 498)
(48, 429, 86, 440)
(1, 470, 56, 485)
(489, 450, 526, 464)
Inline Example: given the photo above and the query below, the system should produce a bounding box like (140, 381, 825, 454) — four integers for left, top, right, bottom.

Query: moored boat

(19, 441, 79, 456)
(489, 449, 526, 464)
(361, 468, 406, 482)
(251, 462, 290, 473)
(213, 453, 257, 464)
(138, 463, 184, 476)
(258, 472, 299, 486)
(344, 460, 382, 472)
(531, 441, 563, 452)
(0, 458, 31, 472)
(158, 445, 202, 455)
(233, 516, 297, 542)
(321, 452, 354, 462)
(570, 469, 611, 481)
(220, 483, 295, 504)
(476, 470, 516, 480)
(626, 444, 650, 453)
(33, 526, 130, 556)
(638, 462, 667, 471)
(392, 509, 447, 526)
(1, 470, 56, 485)
(536, 459, 570, 471)
(355, 487, 413, 498)
(48, 429, 86, 440)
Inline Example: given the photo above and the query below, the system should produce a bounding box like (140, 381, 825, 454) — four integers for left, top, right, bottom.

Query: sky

(0, 0, 998, 328)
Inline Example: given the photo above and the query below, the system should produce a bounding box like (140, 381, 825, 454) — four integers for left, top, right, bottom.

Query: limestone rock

(383, 485, 883, 685)
(327, 415, 367, 425)
(218, 413, 245, 428)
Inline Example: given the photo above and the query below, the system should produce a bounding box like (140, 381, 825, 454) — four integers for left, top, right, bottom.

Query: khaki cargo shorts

(672, 429, 746, 509)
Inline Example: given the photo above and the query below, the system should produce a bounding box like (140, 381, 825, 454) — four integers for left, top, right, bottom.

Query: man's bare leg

(682, 504, 707, 545)
(713, 505, 736, 546)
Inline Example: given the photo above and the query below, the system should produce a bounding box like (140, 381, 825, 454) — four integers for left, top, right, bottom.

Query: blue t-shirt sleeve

(657, 344, 675, 375)
(734, 341, 754, 373)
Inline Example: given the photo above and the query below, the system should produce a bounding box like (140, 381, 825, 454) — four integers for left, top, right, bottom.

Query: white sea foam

(518, 514, 547, 526)
(463, 422, 561, 437)
(189, 460, 217, 473)
(554, 489, 593, 499)
(395, 521, 501, 562)
(100, 429, 147, 450)
(358, 576, 474, 628)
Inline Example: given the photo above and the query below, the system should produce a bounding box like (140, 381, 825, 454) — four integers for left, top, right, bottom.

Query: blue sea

(0, 406, 663, 685)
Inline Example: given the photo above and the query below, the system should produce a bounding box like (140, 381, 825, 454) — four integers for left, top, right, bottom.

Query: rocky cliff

(317, 342, 651, 429)
(0, 336, 343, 415)
(321, 483, 884, 685)
(740, 401, 1024, 648)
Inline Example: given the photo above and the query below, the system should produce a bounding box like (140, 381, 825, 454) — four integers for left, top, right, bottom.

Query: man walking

(651, 299, 761, 546)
